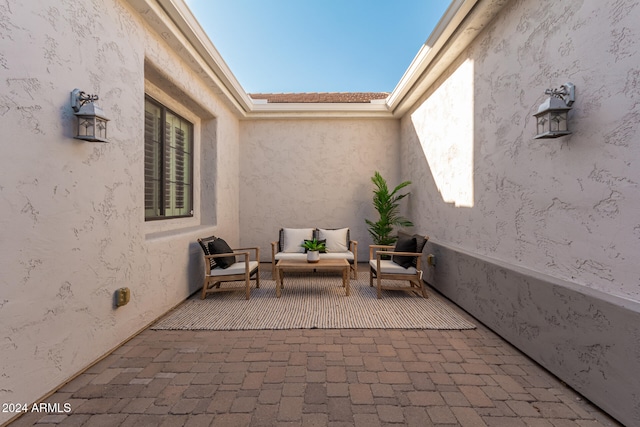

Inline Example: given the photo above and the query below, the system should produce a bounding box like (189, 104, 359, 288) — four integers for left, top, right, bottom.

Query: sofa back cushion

(281, 228, 315, 253)
(318, 228, 349, 252)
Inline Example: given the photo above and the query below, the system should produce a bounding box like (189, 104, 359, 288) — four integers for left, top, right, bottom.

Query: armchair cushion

(318, 228, 349, 252)
(398, 231, 429, 267)
(392, 235, 417, 268)
(274, 251, 355, 262)
(414, 234, 428, 253)
(208, 238, 236, 269)
(209, 260, 260, 277)
(282, 228, 314, 253)
(198, 236, 216, 271)
(370, 259, 417, 275)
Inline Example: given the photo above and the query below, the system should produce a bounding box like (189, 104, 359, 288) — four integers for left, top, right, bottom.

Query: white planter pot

(307, 250, 320, 263)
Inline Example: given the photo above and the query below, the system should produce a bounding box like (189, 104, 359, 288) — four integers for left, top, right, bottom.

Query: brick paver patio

(6, 278, 623, 426)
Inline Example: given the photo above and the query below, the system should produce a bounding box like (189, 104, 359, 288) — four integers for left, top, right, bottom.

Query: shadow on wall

(188, 241, 206, 295)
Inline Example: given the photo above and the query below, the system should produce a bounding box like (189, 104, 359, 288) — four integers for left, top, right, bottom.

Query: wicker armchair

(197, 236, 260, 300)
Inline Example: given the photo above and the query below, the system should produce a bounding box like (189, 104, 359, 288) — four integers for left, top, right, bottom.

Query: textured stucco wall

(423, 240, 640, 426)
(402, 0, 640, 425)
(239, 119, 401, 262)
(0, 0, 240, 422)
(402, 0, 640, 302)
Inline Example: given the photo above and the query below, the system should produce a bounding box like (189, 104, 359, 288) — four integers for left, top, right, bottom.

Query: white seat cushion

(369, 259, 417, 275)
(318, 228, 349, 252)
(320, 252, 354, 261)
(209, 260, 259, 277)
(274, 252, 307, 261)
(282, 228, 314, 253)
(275, 252, 354, 261)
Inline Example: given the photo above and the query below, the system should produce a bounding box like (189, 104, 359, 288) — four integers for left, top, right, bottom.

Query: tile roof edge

(248, 92, 390, 104)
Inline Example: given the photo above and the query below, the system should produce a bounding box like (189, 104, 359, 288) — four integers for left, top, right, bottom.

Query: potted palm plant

(301, 238, 326, 263)
(365, 171, 413, 245)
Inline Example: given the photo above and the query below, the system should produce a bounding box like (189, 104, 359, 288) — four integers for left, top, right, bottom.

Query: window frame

(144, 95, 195, 221)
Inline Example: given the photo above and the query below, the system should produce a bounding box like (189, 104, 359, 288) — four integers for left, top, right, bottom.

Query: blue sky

(185, 0, 452, 93)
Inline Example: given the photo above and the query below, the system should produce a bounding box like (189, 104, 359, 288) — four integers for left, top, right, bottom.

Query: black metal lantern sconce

(71, 89, 109, 142)
(533, 82, 575, 139)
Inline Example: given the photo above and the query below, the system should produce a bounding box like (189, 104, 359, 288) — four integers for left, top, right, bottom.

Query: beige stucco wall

(402, 0, 640, 302)
(3, 0, 639, 424)
(0, 1, 240, 422)
(402, 2, 640, 423)
(239, 119, 401, 262)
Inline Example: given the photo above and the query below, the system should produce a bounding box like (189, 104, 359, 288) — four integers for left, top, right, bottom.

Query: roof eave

(387, 0, 510, 117)
(246, 101, 393, 120)
(157, 0, 255, 112)
(130, 0, 508, 120)
(127, 0, 253, 118)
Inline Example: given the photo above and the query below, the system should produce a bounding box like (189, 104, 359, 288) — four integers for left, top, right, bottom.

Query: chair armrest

(376, 250, 422, 259)
(233, 247, 260, 260)
(349, 240, 358, 265)
(206, 252, 240, 259)
(232, 250, 250, 260)
(271, 241, 279, 263)
(369, 244, 394, 259)
(205, 251, 249, 261)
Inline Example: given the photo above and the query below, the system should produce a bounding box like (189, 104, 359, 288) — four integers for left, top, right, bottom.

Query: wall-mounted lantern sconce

(71, 89, 109, 142)
(533, 82, 575, 139)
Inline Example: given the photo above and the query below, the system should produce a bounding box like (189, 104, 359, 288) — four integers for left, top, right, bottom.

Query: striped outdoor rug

(152, 270, 475, 330)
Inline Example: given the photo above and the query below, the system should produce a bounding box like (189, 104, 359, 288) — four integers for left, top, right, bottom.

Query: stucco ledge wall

(422, 239, 640, 427)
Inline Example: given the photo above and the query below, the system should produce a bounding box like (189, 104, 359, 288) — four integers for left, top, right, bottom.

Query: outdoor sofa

(271, 228, 358, 279)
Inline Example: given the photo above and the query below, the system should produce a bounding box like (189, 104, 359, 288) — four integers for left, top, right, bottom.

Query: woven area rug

(152, 270, 475, 330)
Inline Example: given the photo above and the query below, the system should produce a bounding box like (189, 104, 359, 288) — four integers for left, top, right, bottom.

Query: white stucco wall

(0, 1, 240, 422)
(3, 0, 639, 423)
(239, 119, 401, 262)
(401, 0, 640, 302)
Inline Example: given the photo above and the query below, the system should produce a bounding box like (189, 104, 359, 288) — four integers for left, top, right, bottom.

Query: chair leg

(201, 278, 211, 299)
(245, 275, 250, 300)
(419, 280, 428, 298)
(369, 269, 374, 287)
(410, 279, 428, 298)
(256, 266, 260, 288)
(409, 280, 417, 293)
(377, 275, 382, 299)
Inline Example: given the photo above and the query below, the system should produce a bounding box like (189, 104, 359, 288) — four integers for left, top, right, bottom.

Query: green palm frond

(365, 171, 413, 245)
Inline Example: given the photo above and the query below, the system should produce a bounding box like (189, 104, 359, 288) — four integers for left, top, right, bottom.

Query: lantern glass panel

(536, 114, 548, 135)
(78, 117, 96, 139)
(550, 111, 567, 132)
(96, 118, 108, 140)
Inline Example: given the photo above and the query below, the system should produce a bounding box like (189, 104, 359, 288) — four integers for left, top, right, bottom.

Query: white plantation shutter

(144, 97, 193, 220)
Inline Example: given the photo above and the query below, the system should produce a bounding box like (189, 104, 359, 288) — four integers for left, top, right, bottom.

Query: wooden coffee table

(275, 259, 350, 298)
